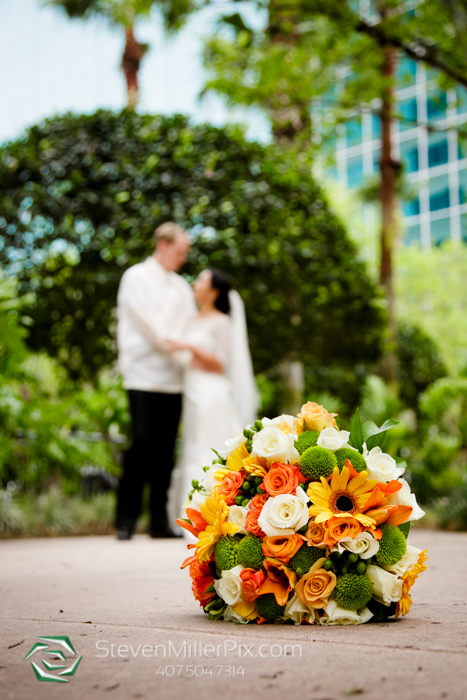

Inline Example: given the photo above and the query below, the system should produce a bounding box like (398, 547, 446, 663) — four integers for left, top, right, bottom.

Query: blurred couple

(114, 222, 258, 539)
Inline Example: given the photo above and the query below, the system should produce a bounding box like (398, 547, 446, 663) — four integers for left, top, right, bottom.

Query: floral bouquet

(178, 402, 427, 625)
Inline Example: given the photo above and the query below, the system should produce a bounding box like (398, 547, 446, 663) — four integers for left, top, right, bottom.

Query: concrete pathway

(1, 529, 466, 700)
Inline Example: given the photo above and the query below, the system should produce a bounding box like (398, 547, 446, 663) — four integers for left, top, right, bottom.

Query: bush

(397, 323, 447, 409)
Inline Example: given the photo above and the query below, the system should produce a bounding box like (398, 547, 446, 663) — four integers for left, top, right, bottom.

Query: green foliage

(299, 446, 337, 480)
(335, 573, 373, 611)
(295, 430, 319, 455)
(0, 110, 384, 384)
(289, 544, 323, 577)
(237, 534, 265, 570)
(397, 323, 447, 409)
(214, 535, 240, 571)
(396, 243, 467, 375)
(335, 447, 366, 473)
(376, 523, 407, 566)
(254, 593, 285, 621)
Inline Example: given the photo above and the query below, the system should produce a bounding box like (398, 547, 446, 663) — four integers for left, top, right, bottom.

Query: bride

(167, 269, 258, 519)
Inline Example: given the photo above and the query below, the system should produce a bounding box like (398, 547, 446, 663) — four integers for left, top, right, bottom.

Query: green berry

(242, 498, 250, 507)
(299, 446, 337, 481)
(376, 523, 407, 566)
(242, 481, 251, 491)
(255, 420, 263, 431)
(323, 559, 334, 571)
(348, 553, 359, 564)
(255, 593, 285, 621)
(235, 496, 244, 506)
(257, 486, 265, 494)
(237, 535, 265, 570)
(214, 535, 241, 571)
(289, 545, 323, 577)
(335, 573, 373, 611)
(295, 430, 320, 455)
(355, 561, 367, 575)
(334, 448, 367, 473)
(243, 428, 253, 438)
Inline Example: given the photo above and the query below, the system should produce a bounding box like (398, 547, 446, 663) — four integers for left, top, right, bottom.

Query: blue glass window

(431, 218, 451, 245)
(346, 119, 362, 147)
(404, 224, 421, 246)
(458, 138, 467, 160)
(347, 156, 363, 188)
(399, 98, 417, 131)
(400, 139, 419, 173)
(461, 214, 467, 242)
(428, 138, 448, 168)
(429, 175, 450, 211)
(372, 114, 381, 140)
(457, 87, 467, 115)
(403, 197, 420, 216)
(459, 170, 467, 204)
(397, 57, 417, 88)
(427, 91, 447, 121)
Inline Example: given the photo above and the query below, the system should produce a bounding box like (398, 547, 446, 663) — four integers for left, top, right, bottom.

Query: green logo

(24, 636, 82, 683)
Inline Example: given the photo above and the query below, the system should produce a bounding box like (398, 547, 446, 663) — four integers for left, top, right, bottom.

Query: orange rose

(240, 568, 266, 601)
(295, 401, 337, 434)
(245, 507, 266, 538)
(262, 463, 304, 497)
(303, 518, 326, 548)
(295, 558, 337, 609)
(218, 470, 244, 506)
(324, 516, 364, 547)
(250, 494, 268, 509)
(188, 558, 216, 607)
(262, 534, 304, 562)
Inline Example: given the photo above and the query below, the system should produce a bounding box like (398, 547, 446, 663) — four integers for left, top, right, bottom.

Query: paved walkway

(1, 529, 466, 700)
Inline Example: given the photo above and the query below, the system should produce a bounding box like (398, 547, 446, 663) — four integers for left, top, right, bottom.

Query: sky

(0, 0, 268, 144)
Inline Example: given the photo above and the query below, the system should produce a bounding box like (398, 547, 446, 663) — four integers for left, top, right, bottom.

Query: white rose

(257, 486, 309, 536)
(213, 565, 244, 605)
(367, 565, 403, 605)
(218, 433, 247, 460)
(262, 415, 297, 433)
(199, 466, 224, 495)
(284, 594, 316, 625)
(320, 600, 373, 626)
(385, 479, 425, 521)
(252, 426, 299, 464)
(317, 427, 352, 452)
(363, 445, 405, 482)
(223, 606, 250, 625)
(187, 489, 208, 512)
(383, 544, 421, 577)
(227, 505, 248, 534)
(331, 532, 380, 560)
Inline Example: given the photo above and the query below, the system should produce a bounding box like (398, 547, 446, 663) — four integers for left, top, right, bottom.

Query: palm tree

(47, 0, 200, 108)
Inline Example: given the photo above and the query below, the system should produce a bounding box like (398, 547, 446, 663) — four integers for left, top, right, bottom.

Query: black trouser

(115, 390, 182, 531)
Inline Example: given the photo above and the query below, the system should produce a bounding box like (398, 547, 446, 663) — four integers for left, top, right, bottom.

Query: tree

(47, 0, 201, 107)
(0, 110, 384, 410)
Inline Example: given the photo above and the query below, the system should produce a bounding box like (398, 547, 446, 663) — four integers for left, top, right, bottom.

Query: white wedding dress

(167, 292, 259, 527)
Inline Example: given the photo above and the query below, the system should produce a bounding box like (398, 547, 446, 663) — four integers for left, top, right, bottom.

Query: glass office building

(333, 56, 467, 248)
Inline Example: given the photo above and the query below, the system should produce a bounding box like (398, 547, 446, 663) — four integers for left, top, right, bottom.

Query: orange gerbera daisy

(396, 549, 428, 618)
(307, 464, 379, 528)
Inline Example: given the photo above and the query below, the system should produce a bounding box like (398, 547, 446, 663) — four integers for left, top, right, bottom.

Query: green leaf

(210, 448, 227, 464)
(363, 419, 399, 451)
(367, 599, 396, 622)
(397, 522, 411, 539)
(349, 408, 364, 453)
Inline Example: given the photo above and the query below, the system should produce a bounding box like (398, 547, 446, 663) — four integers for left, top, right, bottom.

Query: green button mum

(299, 446, 337, 481)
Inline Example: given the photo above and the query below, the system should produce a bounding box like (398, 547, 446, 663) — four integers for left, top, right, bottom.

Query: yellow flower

(307, 466, 378, 528)
(396, 549, 428, 618)
(196, 490, 239, 563)
(232, 599, 258, 620)
(242, 453, 268, 478)
(226, 443, 249, 471)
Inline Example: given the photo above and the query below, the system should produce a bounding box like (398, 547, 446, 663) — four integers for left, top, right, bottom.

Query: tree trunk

(378, 44, 400, 388)
(121, 26, 144, 109)
(281, 360, 305, 416)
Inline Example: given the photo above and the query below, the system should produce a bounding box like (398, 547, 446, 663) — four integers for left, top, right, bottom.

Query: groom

(115, 222, 196, 540)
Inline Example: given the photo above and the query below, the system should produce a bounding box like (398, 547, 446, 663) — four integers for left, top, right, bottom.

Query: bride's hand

(165, 340, 188, 352)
